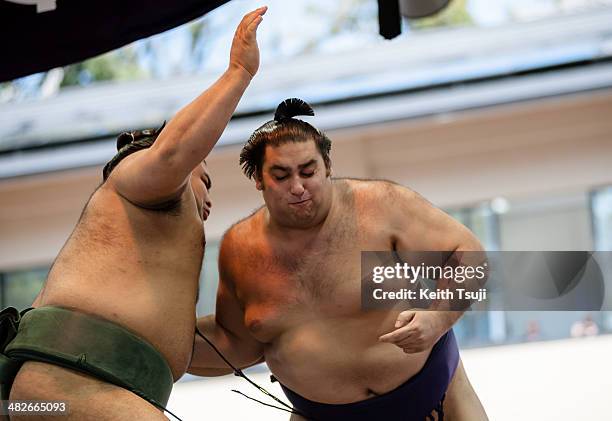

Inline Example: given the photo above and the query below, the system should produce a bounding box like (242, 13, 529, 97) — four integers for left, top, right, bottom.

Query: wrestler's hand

(229, 6, 267, 78)
(378, 311, 448, 353)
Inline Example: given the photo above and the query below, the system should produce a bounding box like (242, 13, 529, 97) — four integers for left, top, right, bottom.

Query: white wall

(1, 89, 611, 271)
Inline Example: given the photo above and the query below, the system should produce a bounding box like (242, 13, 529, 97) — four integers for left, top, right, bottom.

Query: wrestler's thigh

(443, 358, 488, 421)
(9, 362, 168, 421)
(289, 413, 307, 421)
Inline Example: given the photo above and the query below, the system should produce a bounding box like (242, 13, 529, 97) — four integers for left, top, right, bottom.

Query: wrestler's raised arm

(108, 7, 267, 206)
(189, 229, 265, 376)
(376, 182, 486, 352)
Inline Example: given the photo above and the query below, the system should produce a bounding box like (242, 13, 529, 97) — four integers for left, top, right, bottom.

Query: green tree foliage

(61, 47, 146, 87)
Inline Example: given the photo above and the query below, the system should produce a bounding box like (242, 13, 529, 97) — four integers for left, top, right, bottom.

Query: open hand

(229, 6, 267, 78)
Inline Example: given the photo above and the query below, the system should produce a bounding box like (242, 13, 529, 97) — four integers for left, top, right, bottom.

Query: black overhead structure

(1, 0, 454, 82)
(378, 0, 452, 39)
(0, 0, 232, 82)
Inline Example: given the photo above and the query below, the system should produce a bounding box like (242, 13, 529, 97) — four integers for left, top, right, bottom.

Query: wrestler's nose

(289, 179, 305, 196)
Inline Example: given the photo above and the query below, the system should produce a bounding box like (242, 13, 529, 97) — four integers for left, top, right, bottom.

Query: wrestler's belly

(10, 361, 168, 420)
(36, 273, 198, 380)
(263, 316, 432, 404)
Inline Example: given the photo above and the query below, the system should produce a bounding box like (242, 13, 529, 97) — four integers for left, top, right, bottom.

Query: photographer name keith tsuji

(372, 288, 488, 302)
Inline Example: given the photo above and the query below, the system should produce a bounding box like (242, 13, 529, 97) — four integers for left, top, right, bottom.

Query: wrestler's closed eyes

(201, 175, 212, 191)
(273, 171, 315, 181)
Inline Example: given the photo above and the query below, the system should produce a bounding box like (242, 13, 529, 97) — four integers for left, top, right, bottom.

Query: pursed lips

(288, 198, 311, 205)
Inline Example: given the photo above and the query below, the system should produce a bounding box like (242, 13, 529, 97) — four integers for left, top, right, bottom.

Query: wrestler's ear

(255, 176, 264, 191)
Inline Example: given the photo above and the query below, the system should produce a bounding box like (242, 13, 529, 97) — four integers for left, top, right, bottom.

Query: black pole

(378, 0, 402, 40)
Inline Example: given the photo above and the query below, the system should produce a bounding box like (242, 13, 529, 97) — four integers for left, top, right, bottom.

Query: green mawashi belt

(0, 306, 173, 407)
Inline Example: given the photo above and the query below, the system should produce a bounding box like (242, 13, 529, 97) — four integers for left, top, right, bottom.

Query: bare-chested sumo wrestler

(189, 99, 488, 420)
(0, 7, 266, 421)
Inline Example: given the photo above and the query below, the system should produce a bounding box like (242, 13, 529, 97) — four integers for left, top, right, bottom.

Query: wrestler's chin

(288, 205, 318, 226)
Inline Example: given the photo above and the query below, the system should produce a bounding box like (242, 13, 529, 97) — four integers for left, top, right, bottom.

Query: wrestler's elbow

(187, 366, 234, 377)
(456, 232, 485, 253)
(456, 238, 490, 288)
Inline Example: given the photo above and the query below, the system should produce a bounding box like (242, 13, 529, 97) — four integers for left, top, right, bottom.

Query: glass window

(446, 203, 500, 347)
(592, 186, 612, 251)
(197, 241, 220, 316)
(0, 268, 48, 309)
(591, 185, 612, 332)
(493, 191, 606, 343)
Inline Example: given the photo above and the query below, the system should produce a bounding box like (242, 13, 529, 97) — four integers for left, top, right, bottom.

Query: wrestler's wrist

(436, 311, 459, 334)
(227, 63, 255, 81)
(422, 311, 449, 335)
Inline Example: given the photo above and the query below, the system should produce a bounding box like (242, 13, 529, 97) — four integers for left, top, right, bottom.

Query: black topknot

(115, 121, 166, 151)
(274, 98, 314, 121)
(116, 132, 135, 151)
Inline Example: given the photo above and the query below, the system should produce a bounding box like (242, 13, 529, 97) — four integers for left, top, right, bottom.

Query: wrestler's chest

(239, 269, 360, 342)
(237, 240, 389, 341)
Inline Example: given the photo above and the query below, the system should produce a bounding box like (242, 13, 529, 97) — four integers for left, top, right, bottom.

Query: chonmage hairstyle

(239, 98, 331, 180)
(102, 122, 166, 181)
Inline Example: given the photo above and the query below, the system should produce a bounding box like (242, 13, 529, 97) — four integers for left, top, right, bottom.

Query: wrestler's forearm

(189, 315, 264, 374)
(189, 355, 266, 377)
(150, 66, 251, 182)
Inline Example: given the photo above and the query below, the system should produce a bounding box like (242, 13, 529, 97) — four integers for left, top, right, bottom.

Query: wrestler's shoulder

(221, 205, 266, 246)
(335, 177, 418, 200)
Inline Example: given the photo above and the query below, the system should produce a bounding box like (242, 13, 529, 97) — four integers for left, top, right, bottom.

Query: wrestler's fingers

(395, 336, 424, 348)
(242, 6, 268, 27)
(378, 326, 417, 343)
(402, 339, 429, 352)
(396, 330, 421, 341)
(403, 347, 425, 354)
(239, 7, 266, 41)
(394, 310, 416, 328)
(236, 6, 265, 36)
(247, 14, 264, 34)
(378, 330, 397, 343)
(241, 7, 263, 22)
